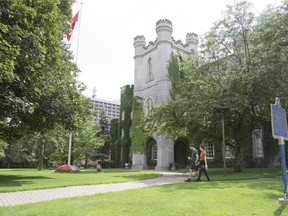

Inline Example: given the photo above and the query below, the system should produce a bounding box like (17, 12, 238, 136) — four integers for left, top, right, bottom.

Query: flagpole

(75, 2, 83, 64)
(68, 3, 83, 166)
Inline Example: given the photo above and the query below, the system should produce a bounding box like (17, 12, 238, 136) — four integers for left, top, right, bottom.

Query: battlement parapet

(133, 35, 146, 47)
(143, 40, 157, 50)
(156, 19, 173, 34)
(186, 32, 198, 44)
(134, 20, 198, 55)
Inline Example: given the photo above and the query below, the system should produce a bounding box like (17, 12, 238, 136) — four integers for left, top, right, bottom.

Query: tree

(147, 0, 288, 172)
(1, 125, 68, 169)
(96, 111, 111, 159)
(251, 0, 288, 112)
(0, 139, 8, 159)
(73, 118, 104, 168)
(0, 0, 92, 169)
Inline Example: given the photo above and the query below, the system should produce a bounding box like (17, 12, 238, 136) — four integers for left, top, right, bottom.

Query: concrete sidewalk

(0, 172, 186, 207)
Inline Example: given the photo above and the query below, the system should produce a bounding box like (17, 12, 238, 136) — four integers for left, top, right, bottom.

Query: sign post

(271, 97, 288, 203)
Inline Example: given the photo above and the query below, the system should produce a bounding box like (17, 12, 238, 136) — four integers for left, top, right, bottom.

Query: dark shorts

(188, 164, 198, 171)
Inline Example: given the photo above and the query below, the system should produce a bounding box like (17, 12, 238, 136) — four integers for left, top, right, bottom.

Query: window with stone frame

(145, 98, 153, 115)
(147, 57, 154, 82)
(204, 142, 215, 159)
(151, 142, 157, 161)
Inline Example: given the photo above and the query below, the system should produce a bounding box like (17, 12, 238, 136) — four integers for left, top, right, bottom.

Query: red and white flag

(66, 11, 80, 41)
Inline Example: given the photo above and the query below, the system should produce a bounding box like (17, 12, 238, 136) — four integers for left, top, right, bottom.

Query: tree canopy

(0, 0, 91, 152)
(146, 0, 288, 171)
(0, 0, 94, 169)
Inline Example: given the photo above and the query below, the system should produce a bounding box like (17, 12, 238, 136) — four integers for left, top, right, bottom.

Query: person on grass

(184, 143, 199, 182)
(196, 144, 210, 181)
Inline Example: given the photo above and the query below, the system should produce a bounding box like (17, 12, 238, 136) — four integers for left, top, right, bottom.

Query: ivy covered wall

(131, 96, 149, 154)
(118, 85, 134, 166)
(110, 118, 119, 167)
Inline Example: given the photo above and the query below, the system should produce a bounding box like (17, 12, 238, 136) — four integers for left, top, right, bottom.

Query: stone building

(91, 97, 120, 126)
(132, 19, 198, 170)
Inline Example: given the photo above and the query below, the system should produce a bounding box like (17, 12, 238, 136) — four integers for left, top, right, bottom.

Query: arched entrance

(174, 140, 188, 168)
(146, 138, 157, 169)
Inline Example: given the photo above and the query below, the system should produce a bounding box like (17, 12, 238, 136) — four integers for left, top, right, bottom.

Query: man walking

(185, 143, 199, 182)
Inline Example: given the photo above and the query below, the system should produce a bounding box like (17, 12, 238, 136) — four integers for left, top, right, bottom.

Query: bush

(101, 160, 114, 168)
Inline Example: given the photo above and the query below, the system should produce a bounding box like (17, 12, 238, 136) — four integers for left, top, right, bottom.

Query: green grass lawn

(0, 168, 161, 192)
(177, 167, 283, 181)
(0, 168, 287, 216)
(0, 179, 287, 216)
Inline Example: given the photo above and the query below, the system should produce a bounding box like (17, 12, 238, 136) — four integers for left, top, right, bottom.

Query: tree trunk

(84, 156, 88, 169)
(38, 142, 44, 171)
(233, 147, 242, 172)
(233, 113, 243, 172)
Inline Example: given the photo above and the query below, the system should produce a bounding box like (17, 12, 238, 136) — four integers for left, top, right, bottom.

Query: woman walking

(196, 145, 210, 181)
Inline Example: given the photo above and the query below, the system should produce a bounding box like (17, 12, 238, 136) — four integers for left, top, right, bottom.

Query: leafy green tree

(251, 0, 288, 113)
(0, 0, 91, 169)
(0, 139, 7, 159)
(73, 118, 104, 168)
(147, 0, 288, 171)
(1, 125, 68, 169)
(96, 111, 111, 159)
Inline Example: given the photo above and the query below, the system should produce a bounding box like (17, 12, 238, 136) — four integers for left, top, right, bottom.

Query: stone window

(147, 57, 154, 82)
(145, 98, 153, 115)
(204, 142, 215, 159)
(151, 143, 157, 161)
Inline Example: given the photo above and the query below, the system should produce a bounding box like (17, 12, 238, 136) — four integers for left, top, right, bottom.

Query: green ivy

(110, 118, 119, 167)
(131, 96, 149, 154)
(119, 85, 134, 165)
(168, 53, 183, 99)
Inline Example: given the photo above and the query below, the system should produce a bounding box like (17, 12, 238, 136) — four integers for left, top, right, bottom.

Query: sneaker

(184, 178, 191, 182)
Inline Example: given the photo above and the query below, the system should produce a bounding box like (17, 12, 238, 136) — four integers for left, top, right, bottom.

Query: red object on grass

(55, 164, 80, 173)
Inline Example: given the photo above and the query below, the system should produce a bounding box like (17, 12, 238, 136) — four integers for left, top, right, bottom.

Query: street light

(216, 107, 229, 176)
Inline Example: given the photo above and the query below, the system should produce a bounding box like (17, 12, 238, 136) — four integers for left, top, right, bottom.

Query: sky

(69, 0, 282, 102)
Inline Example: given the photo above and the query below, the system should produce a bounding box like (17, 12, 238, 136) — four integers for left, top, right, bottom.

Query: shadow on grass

(274, 205, 287, 216)
(155, 179, 283, 196)
(0, 175, 52, 187)
(57, 168, 146, 175)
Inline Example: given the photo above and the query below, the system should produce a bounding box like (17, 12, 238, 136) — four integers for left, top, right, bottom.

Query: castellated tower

(132, 19, 198, 171)
(186, 32, 199, 53)
(156, 19, 173, 41)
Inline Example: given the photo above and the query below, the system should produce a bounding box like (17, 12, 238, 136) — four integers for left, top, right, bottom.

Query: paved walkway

(0, 172, 186, 207)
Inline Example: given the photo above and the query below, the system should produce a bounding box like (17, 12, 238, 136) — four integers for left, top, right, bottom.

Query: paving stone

(0, 172, 186, 206)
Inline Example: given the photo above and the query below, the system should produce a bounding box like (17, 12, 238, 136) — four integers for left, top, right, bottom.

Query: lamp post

(217, 107, 229, 176)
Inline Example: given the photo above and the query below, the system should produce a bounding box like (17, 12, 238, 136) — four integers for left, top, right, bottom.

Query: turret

(133, 35, 146, 56)
(186, 32, 198, 52)
(156, 19, 173, 41)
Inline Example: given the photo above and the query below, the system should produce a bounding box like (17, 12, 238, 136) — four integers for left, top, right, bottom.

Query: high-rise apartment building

(91, 98, 120, 126)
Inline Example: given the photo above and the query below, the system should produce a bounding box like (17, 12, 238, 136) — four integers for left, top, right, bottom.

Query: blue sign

(271, 104, 288, 140)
